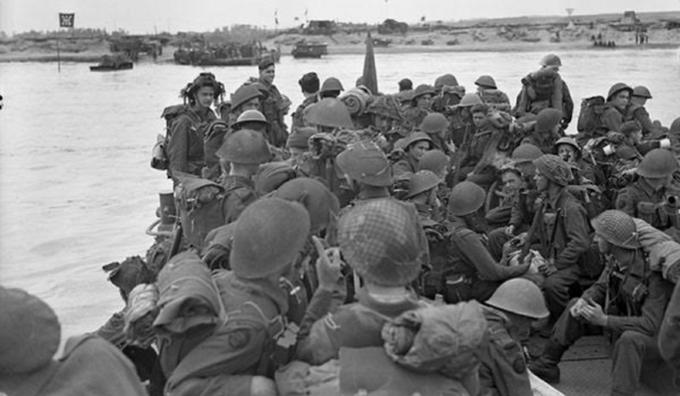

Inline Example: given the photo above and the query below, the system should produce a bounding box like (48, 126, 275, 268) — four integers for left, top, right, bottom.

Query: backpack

(527, 69, 556, 101)
(151, 104, 208, 171)
(577, 95, 607, 134)
(175, 176, 228, 250)
(202, 120, 229, 180)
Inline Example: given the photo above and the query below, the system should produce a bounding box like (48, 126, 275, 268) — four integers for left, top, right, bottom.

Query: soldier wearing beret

(257, 58, 289, 148)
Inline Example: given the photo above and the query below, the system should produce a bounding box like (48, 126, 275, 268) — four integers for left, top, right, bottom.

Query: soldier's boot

(528, 340, 567, 384)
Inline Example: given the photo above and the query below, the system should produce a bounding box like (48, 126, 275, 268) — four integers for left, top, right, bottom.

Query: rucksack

(175, 176, 228, 250)
(151, 104, 208, 171)
(577, 95, 607, 134)
(527, 69, 556, 101)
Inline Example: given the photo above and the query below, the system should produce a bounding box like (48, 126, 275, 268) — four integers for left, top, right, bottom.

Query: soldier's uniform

(615, 177, 670, 230)
(478, 306, 532, 396)
(220, 174, 257, 224)
(259, 81, 289, 148)
(167, 106, 216, 177)
(291, 94, 318, 130)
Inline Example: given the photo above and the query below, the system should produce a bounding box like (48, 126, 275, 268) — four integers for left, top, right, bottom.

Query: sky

(0, 0, 678, 35)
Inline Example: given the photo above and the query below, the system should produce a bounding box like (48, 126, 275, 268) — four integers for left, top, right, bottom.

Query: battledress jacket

(167, 106, 216, 176)
(478, 306, 532, 396)
(161, 271, 290, 396)
(536, 189, 591, 270)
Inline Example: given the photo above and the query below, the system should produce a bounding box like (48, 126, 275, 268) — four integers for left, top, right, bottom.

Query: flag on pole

(59, 13, 75, 28)
(274, 10, 279, 26)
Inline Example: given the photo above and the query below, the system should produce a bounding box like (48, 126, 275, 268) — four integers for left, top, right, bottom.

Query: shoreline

(0, 41, 676, 63)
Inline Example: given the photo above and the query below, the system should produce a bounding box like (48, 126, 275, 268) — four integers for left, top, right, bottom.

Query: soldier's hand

(569, 298, 588, 318)
(312, 236, 344, 292)
(581, 298, 607, 326)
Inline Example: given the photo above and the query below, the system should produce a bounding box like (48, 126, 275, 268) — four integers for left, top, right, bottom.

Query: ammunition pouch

(636, 201, 658, 225)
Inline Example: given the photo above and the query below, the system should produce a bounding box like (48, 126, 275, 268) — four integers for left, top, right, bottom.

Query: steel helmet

(535, 108, 563, 132)
(636, 148, 678, 179)
(453, 93, 484, 108)
(419, 112, 449, 133)
(474, 75, 497, 89)
(448, 181, 486, 216)
(400, 131, 433, 151)
(632, 85, 652, 99)
(365, 95, 403, 121)
(511, 143, 543, 164)
(539, 53, 562, 67)
(305, 98, 354, 129)
(411, 84, 436, 100)
(417, 150, 449, 176)
(606, 82, 633, 102)
(254, 161, 297, 195)
(216, 128, 272, 164)
(406, 170, 441, 198)
(337, 198, 427, 286)
(320, 77, 344, 93)
(234, 109, 268, 126)
(591, 210, 641, 250)
(671, 117, 680, 133)
(434, 74, 459, 90)
(230, 84, 261, 110)
(230, 198, 311, 279)
(336, 141, 393, 187)
(486, 278, 549, 319)
(555, 137, 581, 158)
(533, 154, 572, 186)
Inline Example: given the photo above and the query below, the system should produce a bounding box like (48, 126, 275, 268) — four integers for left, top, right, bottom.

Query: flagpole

(57, 31, 61, 72)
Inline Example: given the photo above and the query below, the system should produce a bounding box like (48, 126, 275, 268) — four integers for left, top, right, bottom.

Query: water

(1, 49, 679, 340)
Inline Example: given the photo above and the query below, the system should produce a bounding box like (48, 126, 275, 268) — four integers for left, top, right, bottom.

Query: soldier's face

(240, 98, 260, 113)
(612, 91, 630, 111)
(416, 94, 432, 109)
(195, 86, 215, 108)
(594, 233, 612, 254)
(409, 141, 431, 161)
(502, 171, 522, 192)
(557, 145, 577, 163)
(472, 112, 486, 128)
(374, 115, 391, 131)
(534, 170, 549, 192)
(644, 176, 669, 191)
(260, 65, 276, 85)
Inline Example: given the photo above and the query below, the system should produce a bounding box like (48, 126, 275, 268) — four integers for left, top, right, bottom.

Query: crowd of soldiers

(3, 53, 680, 396)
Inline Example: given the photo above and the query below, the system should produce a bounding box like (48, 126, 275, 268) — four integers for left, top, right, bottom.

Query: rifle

(167, 221, 183, 264)
(518, 196, 545, 261)
(451, 123, 472, 186)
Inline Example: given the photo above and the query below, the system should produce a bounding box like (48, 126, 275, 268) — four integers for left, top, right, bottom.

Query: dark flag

(362, 31, 378, 95)
(59, 13, 75, 28)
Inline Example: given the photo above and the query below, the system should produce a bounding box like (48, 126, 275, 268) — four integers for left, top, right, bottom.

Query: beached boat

(174, 43, 280, 66)
(89, 54, 133, 71)
(291, 41, 328, 58)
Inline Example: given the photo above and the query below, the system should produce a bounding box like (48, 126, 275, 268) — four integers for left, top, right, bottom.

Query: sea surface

(1, 48, 679, 341)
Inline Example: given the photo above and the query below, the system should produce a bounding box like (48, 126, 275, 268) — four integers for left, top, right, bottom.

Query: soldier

(403, 84, 435, 129)
(615, 148, 677, 230)
(216, 128, 272, 223)
(420, 112, 453, 155)
(475, 74, 511, 112)
(143, 198, 311, 395)
(0, 287, 148, 396)
(398, 78, 413, 92)
(432, 73, 464, 112)
(522, 108, 563, 154)
(167, 72, 223, 178)
(626, 85, 656, 136)
(601, 82, 633, 132)
(291, 72, 320, 130)
(318, 77, 344, 99)
(554, 136, 598, 184)
(514, 54, 573, 129)
(530, 210, 674, 396)
(228, 84, 263, 126)
(392, 131, 433, 179)
(460, 103, 505, 189)
(405, 170, 443, 223)
(336, 141, 393, 204)
(443, 181, 531, 303)
(285, 126, 316, 169)
(448, 92, 482, 147)
(487, 143, 543, 260)
(530, 154, 592, 320)
(257, 57, 289, 148)
(364, 94, 406, 146)
(480, 278, 551, 396)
